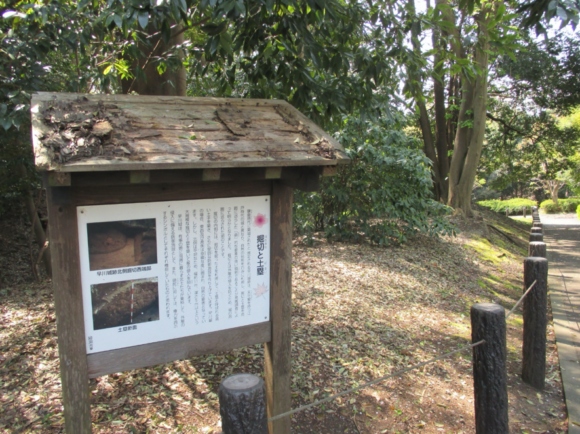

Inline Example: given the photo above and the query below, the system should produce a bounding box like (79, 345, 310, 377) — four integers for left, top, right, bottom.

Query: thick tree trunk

(433, 28, 450, 204)
(122, 24, 186, 96)
(417, 102, 444, 200)
(447, 10, 491, 217)
(409, 0, 445, 202)
(547, 180, 561, 205)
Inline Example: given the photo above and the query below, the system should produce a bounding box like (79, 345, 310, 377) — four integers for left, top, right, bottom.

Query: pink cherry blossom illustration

(254, 284, 268, 298)
(253, 213, 268, 228)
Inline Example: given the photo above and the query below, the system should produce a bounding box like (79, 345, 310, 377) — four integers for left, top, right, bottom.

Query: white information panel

(77, 196, 271, 354)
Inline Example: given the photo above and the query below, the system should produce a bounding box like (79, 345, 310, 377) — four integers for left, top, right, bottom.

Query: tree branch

(486, 112, 527, 136)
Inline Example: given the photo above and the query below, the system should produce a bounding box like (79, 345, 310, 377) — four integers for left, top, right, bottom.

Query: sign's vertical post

(46, 185, 92, 433)
(265, 181, 293, 434)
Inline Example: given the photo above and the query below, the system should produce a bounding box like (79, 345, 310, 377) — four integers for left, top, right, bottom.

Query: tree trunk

(19, 165, 52, 277)
(447, 9, 491, 217)
(548, 180, 561, 205)
(408, 0, 445, 202)
(417, 102, 444, 200)
(432, 27, 450, 204)
(122, 24, 186, 96)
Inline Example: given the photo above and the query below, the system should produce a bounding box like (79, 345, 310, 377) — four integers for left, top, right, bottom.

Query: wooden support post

(47, 171, 72, 187)
(471, 303, 509, 434)
(46, 187, 92, 433)
(203, 168, 221, 181)
(522, 257, 548, 389)
(219, 374, 268, 434)
(531, 227, 542, 234)
(264, 182, 293, 434)
(528, 242, 547, 258)
(265, 167, 282, 179)
(529, 233, 543, 242)
(129, 170, 150, 184)
(533, 222, 543, 230)
(322, 166, 337, 177)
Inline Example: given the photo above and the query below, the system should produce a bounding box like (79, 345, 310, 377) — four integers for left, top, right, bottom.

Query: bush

(540, 198, 580, 213)
(540, 200, 561, 213)
(293, 116, 456, 245)
(477, 198, 537, 215)
(577, 204, 580, 219)
(562, 198, 580, 212)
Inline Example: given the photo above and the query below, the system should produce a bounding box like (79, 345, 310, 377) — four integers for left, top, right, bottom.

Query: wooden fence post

(533, 222, 543, 230)
(219, 374, 268, 434)
(529, 233, 543, 242)
(471, 303, 509, 433)
(528, 242, 547, 258)
(531, 227, 542, 234)
(522, 257, 549, 389)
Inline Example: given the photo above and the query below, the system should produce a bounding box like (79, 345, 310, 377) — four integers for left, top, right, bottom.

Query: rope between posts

(267, 280, 539, 422)
(268, 340, 486, 422)
(506, 280, 537, 319)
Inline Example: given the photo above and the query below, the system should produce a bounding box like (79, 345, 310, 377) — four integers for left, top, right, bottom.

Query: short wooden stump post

(529, 241, 547, 258)
(533, 222, 543, 230)
(529, 233, 543, 242)
(471, 303, 509, 433)
(531, 227, 542, 234)
(522, 257, 549, 389)
(219, 374, 268, 434)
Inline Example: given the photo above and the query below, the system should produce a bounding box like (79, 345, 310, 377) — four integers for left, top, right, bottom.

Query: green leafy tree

(481, 34, 580, 202)
(396, 0, 519, 216)
(294, 114, 455, 245)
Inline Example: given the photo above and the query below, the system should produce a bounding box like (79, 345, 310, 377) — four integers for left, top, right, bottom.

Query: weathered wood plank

(46, 186, 92, 433)
(32, 92, 290, 107)
(264, 182, 293, 434)
(124, 124, 305, 140)
(72, 180, 272, 206)
(31, 93, 349, 173)
(87, 322, 271, 378)
(47, 151, 342, 173)
(126, 134, 324, 154)
(116, 104, 288, 123)
(128, 117, 299, 133)
(70, 167, 317, 187)
(274, 101, 346, 154)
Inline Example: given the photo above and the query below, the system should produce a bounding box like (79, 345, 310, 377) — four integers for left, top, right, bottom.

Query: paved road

(543, 213, 580, 433)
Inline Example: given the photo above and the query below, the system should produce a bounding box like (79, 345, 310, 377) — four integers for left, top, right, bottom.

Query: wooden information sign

(31, 92, 348, 433)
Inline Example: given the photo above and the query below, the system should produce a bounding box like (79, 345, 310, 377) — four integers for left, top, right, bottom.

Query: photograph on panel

(91, 277, 159, 330)
(87, 218, 157, 271)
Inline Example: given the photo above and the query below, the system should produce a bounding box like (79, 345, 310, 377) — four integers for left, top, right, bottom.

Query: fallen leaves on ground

(0, 208, 568, 433)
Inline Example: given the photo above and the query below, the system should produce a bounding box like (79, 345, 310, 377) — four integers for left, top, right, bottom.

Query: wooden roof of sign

(31, 93, 348, 173)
